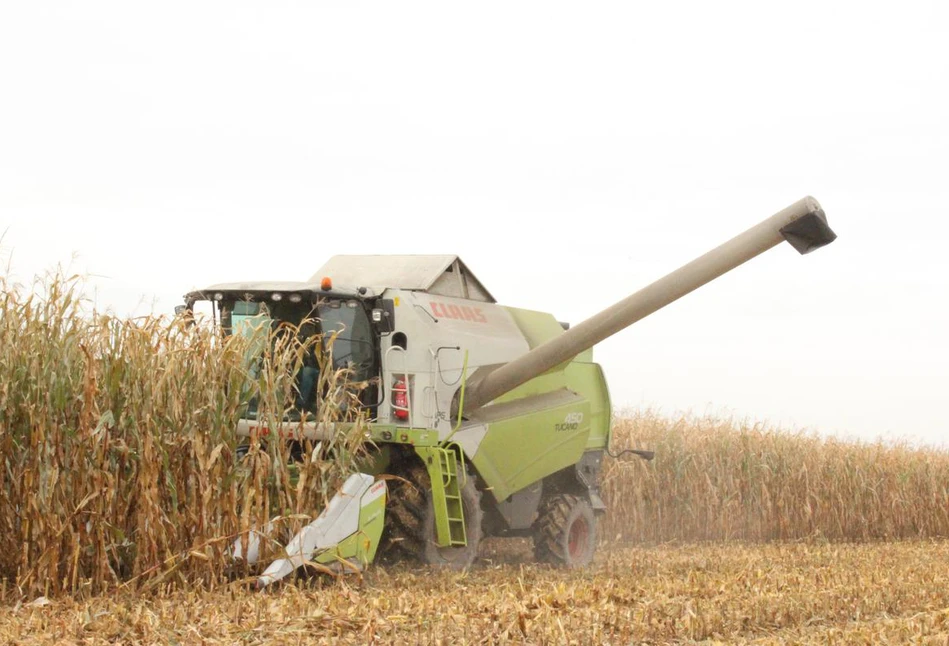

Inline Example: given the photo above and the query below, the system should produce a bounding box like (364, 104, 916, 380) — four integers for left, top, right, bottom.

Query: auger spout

(464, 196, 836, 411)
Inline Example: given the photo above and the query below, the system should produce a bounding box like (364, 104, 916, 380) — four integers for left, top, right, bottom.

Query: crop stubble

(3, 541, 949, 644)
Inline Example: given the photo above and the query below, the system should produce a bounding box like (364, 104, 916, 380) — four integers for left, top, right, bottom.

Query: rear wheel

(380, 461, 483, 569)
(533, 493, 596, 568)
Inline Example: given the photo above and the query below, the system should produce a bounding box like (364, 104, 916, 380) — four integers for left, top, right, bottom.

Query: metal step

(417, 446, 468, 547)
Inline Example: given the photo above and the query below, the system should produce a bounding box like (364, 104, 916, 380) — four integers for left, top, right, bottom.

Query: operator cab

(181, 280, 394, 418)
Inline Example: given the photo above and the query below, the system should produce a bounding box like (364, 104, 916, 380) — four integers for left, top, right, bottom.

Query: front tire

(380, 461, 483, 569)
(533, 493, 596, 568)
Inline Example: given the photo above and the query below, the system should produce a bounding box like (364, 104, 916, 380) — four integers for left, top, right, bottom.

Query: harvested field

(3, 541, 949, 644)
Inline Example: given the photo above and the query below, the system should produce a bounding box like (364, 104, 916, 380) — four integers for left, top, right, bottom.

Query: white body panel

(377, 289, 530, 439)
(229, 520, 273, 564)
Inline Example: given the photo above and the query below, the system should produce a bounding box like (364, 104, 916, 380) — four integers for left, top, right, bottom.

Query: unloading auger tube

(463, 196, 837, 411)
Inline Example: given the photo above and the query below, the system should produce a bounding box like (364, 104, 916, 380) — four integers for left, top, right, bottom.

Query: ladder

(417, 446, 467, 547)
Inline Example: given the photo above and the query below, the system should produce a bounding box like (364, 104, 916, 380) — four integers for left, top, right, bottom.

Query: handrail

(442, 350, 469, 445)
(383, 344, 412, 426)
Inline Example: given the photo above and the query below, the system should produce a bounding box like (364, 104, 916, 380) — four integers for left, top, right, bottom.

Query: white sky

(1, 2, 947, 445)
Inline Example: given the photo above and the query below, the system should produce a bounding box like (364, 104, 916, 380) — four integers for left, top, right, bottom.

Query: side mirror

(175, 304, 195, 327)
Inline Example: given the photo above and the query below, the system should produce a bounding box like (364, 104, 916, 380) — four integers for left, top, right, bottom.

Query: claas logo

(430, 301, 488, 323)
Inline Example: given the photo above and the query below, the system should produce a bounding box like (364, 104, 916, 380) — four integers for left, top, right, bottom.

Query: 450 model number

(555, 412, 585, 432)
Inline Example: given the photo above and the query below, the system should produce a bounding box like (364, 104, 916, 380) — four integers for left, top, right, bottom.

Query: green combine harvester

(182, 197, 836, 587)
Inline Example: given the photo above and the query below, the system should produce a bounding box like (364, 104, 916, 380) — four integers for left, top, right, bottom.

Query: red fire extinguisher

(392, 378, 409, 421)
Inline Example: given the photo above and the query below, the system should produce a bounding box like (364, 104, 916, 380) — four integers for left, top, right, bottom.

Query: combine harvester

(182, 197, 836, 587)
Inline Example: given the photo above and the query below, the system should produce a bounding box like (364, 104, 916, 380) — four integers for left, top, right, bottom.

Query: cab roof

(310, 255, 495, 303)
(186, 255, 495, 304)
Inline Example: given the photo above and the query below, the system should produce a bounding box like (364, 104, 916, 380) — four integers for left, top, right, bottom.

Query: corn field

(0, 273, 368, 597)
(601, 412, 949, 543)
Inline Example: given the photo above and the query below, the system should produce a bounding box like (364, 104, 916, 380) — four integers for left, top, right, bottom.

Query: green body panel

(504, 307, 566, 349)
(568, 361, 612, 450)
(503, 306, 593, 363)
(472, 397, 591, 502)
(369, 424, 440, 446)
(465, 307, 612, 503)
(415, 444, 467, 547)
